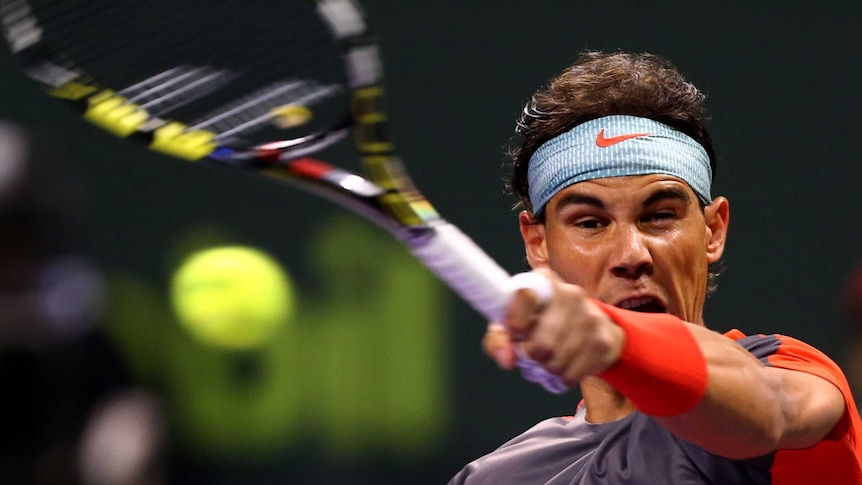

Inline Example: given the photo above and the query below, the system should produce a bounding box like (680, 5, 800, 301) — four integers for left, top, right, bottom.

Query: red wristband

(594, 300, 708, 417)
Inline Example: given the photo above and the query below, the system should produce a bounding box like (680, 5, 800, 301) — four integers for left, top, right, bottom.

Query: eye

(573, 217, 605, 230)
(642, 210, 677, 224)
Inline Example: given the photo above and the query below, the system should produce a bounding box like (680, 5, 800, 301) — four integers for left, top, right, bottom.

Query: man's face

(520, 174, 728, 325)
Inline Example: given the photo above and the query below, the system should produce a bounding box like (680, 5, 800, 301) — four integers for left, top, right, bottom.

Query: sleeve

(726, 330, 856, 429)
(724, 329, 862, 484)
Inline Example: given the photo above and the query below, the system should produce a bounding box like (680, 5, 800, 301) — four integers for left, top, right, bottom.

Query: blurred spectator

(0, 120, 165, 485)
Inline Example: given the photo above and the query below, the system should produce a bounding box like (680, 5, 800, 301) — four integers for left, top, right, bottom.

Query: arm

(657, 323, 845, 458)
(485, 270, 846, 460)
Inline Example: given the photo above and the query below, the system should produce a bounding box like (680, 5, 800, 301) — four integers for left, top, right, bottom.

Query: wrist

(593, 300, 708, 417)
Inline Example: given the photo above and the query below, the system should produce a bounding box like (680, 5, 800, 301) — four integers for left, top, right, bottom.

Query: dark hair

(507, 51, 723, 293)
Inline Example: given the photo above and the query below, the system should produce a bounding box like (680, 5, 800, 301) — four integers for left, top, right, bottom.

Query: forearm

(594, 303, 843, 459)
(656, 323, 789, 458)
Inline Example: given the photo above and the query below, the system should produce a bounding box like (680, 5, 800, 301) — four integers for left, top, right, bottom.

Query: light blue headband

(527, 115, 712, 215)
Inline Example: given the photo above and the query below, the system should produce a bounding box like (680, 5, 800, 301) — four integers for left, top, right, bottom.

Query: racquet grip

(407, 222, 568, 394)
(508, 272, 568, 394)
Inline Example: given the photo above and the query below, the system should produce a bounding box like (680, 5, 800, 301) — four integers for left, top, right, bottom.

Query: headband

(527, 115, 712, 215)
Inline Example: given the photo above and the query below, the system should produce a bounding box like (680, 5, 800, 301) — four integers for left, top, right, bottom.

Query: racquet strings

(3, 0, 435, 226)
(3, 0, 351, 149)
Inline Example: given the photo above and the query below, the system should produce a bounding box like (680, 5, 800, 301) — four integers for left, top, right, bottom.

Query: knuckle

(542, 358, 565, 376)
(524, 342, 552, 363)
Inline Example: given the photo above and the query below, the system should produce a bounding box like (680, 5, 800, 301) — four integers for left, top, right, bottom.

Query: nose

(610, 225, 653, 279)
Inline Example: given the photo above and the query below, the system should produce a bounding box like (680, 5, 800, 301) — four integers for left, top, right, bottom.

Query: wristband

(594, 300, 708, 417)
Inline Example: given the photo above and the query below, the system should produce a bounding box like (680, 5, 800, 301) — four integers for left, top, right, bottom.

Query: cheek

(661, 232, 709, 285)
(544, 234, 609, 288)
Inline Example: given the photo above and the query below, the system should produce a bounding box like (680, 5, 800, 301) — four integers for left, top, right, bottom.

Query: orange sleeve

(725, 330, 862, 484)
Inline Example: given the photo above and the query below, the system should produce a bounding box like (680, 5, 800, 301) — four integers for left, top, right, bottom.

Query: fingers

(505, 286, 545, 340)
(509, 272, 621, 385)
(518, 285, 582, 368)
(483, 323, 517, 370)
(484, 270, 623, 386)
(482, 270, 560, 374)
(534, 296, 625, 385)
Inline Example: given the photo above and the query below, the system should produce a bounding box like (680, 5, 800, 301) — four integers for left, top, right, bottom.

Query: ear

(519, 210, 549, 269)
(703, 196, 730, 264)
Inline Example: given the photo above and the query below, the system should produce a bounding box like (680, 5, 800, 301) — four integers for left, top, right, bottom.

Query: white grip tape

(408, 223, 511, 322)
(408, 223, 568, 394)
(509, 271, 553, 302)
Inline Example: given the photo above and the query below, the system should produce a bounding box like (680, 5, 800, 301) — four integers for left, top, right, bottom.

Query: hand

(483, 269, 626, 386)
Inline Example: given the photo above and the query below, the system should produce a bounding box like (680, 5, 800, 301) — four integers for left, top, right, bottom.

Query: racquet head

(0, 0, 435, 235)
(0, 0, 569, 394)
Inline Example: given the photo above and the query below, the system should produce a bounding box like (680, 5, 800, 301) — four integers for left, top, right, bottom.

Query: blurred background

(1, 1, 861, 484)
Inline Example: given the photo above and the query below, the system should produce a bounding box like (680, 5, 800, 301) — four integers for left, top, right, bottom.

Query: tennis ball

(171, 246, 294, 350)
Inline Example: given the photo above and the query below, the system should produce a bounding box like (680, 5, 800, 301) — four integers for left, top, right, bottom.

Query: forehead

(547, 174, 698, 209)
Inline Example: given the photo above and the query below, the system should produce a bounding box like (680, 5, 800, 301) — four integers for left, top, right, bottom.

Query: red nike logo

(595, 129, 649, 147)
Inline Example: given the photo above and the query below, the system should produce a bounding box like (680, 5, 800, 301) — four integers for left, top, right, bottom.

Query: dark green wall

(2, 2, 860, 483)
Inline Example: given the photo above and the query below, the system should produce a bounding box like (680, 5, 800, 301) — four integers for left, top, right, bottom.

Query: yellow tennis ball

(171, 246, 294, 349)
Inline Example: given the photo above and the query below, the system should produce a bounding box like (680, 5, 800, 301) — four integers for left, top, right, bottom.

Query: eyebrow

(551, 186, 693, 213)
(553, 193, 606, 211)
(641, 187, 692, 208)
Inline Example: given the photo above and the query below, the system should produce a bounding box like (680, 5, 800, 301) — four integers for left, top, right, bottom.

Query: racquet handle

(507, 272, 568, 393)
(407, 222, 568, 394)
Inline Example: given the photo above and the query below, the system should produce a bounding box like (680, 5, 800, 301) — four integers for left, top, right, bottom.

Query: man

(449, 52, 862, 484)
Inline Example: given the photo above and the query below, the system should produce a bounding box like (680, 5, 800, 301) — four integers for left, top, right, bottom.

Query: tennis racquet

(0, 0, 566, 393)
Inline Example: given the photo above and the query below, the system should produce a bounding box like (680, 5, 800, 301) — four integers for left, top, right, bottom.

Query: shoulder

(726, 329, 862, 479)
(723, 329, 844, 382)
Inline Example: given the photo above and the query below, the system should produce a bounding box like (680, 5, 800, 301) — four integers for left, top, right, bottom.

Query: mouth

(615, 296, 667, 313)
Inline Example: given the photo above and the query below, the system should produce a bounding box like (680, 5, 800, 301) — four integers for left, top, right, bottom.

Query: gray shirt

(449, 333, 788, 484)
(449, 407, 773, 484)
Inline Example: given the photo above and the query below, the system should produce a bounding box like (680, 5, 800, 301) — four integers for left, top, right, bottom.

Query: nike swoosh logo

(595, 129, 649, 148)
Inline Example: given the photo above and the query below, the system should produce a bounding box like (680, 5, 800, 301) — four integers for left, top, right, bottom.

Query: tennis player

(449, 51, 862, 484)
